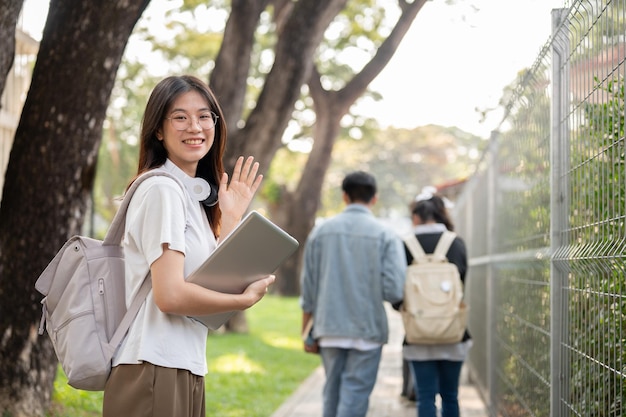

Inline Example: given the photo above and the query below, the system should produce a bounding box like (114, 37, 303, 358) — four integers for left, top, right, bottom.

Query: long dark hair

(410, 195, 454, 231)
(133, 75, 227, 237)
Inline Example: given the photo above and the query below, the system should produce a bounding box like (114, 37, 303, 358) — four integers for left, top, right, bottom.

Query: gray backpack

(35, 170, 183, 391)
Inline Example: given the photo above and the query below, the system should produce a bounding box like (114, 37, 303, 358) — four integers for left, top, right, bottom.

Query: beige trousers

(103, 362, 205, 417)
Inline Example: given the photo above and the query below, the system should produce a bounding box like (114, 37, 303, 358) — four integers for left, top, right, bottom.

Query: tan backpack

(400, 231, 468, 344)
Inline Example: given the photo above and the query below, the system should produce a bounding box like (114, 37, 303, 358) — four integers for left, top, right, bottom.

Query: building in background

(0, 24, 39, 199)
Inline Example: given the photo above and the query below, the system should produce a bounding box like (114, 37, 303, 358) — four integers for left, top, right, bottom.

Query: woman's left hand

(242, 274, 276, 308)
(218, 156, 263, 228)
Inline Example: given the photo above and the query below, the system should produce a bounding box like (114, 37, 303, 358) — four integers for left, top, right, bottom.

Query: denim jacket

(300, 204, 406, 344)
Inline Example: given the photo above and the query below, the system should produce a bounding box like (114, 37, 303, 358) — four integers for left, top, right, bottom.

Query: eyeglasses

(165, 111, 219, 131)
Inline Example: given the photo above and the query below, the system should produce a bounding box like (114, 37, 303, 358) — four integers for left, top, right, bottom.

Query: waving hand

(218, 156, 263, 235)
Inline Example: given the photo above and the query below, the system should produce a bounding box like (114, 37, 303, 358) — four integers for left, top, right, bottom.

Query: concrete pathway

(271, 306, 488, 417)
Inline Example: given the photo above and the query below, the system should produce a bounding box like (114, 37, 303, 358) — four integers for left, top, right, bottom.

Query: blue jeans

(320, 346, 383, 417)
(409, 360, 463, 417)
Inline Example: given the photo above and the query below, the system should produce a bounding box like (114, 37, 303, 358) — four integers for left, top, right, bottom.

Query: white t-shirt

(112, 160, 217, 376)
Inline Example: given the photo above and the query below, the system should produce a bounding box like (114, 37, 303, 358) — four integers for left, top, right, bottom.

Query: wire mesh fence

(454, 1, 625, 415)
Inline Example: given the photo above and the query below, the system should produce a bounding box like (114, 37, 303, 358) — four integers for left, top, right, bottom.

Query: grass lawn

(48, 295, 320, 417)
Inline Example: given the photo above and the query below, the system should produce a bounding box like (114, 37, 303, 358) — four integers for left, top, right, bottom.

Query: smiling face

(157, 90, 215, 177)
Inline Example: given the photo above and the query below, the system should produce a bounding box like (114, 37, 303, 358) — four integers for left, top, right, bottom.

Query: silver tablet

(186, 210, 299, 329)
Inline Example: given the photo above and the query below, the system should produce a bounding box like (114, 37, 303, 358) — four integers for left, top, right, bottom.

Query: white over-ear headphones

(183, 177, 219, 207)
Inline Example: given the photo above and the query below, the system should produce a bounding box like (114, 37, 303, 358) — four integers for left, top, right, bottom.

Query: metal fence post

(550, 8, 570, 417)
(486, 130, 498, 414)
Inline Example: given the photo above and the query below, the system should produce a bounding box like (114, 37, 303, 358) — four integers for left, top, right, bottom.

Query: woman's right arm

(150, 244, 274, 316)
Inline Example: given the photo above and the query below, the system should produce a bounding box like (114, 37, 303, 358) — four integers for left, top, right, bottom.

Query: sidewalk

(271, 306, 488, 417)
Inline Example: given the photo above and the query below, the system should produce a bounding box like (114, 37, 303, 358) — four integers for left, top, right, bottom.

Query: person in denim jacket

(300, 171, 406, 417)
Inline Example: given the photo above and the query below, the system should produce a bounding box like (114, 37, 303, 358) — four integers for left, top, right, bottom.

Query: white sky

(356, 0, 568, 138)
(20, 0, 567, 139)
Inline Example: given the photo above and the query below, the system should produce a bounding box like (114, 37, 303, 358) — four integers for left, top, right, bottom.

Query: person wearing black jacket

(399, 194, 472, 417)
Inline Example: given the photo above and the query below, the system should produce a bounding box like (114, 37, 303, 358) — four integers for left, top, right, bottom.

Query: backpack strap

(105, 277, 152, 358)
(403, 230, 457, 263)
(433, 231, 457, 260)
(103, 170, 184, 246)
(403, 234, 427, 263)
(100, 169, 186, 359)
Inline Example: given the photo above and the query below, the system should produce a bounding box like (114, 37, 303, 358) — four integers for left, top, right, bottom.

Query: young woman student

(103, 75, 275, 417)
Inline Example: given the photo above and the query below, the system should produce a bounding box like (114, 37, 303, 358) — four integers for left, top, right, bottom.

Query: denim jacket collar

(344, 203, 373, 215)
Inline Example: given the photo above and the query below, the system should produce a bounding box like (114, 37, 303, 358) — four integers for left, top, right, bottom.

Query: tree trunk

(0, 1, 149, 415)
(274, 0, 428, 295)
(210, 0, 270, 130)
(217, 0, 427, 296)
(0, 0, 23, 98)
(222, 0, 349, 174)
(214, 0, 349, 294)
(272, 74, 345, 295)
(214, 0, 348, 324)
